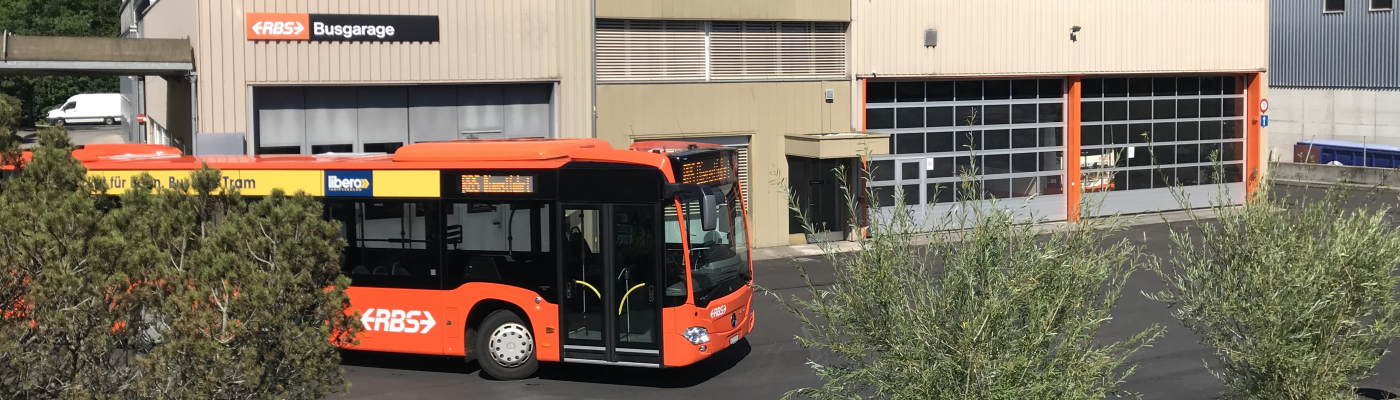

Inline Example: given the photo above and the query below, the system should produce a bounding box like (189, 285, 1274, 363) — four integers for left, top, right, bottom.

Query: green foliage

(0, 125, 361, 399)
(1147, 177, 1400, 400)
(774, 165, 1161, 400)
(0, 0, 121, 124)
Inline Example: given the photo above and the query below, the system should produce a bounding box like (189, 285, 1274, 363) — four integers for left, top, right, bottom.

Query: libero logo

(326, 171, 372, 197)
(245, 13, 439, 42)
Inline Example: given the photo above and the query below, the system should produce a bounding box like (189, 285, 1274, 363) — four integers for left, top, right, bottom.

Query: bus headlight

(682, 327, 710, 345)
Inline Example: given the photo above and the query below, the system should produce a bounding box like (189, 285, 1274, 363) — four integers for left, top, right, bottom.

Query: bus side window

(346, 200, 439, 290)
(443, 202, 555, 299)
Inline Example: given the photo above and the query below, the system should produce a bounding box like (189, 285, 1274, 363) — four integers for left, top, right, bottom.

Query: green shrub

(1147, 175, 1400, 400)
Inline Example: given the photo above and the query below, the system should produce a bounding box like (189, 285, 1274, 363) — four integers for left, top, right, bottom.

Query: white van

(46, 93, 123, 125)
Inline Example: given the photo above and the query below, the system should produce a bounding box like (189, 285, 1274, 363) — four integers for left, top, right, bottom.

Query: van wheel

(475, 310, 537, 380)
(104, 117, 116, 125)
(54, 118, 65, 126)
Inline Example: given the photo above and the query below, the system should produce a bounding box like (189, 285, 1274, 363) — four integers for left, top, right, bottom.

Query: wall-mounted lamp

(1071, 26, 1082, 42)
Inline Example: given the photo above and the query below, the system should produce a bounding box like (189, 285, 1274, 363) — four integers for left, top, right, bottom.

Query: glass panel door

(611, 205, 661, 361)
(559, 204, 664, 364)
(561, 206, 607, 354)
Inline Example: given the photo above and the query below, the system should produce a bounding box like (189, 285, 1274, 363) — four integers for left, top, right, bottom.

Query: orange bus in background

(76, 139, 755, 380)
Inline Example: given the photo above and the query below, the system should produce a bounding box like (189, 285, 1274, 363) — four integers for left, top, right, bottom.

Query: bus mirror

(699, 186, 719, 232)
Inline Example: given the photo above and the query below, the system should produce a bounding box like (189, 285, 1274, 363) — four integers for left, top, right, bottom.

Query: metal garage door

(865, 78, 1068, 230)
(253, 83, 553, 155)
(1079, 76, 1247, 216)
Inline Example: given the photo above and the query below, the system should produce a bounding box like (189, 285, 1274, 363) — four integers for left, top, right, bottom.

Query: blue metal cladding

(1271, 0, 1400, 88)
(1295, 139, 1400, 167)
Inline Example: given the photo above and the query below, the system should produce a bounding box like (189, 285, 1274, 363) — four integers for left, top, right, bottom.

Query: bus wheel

(476, 310, 537, 380)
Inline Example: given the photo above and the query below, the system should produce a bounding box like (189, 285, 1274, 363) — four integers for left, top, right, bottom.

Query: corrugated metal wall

(852, 0, 1269, 77)
(596, 0, 850, 21)
(1271, 0, 1400, 88)
(195, 0, 592, 138)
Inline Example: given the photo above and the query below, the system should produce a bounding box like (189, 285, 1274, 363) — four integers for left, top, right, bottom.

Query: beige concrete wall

(597, 0, 850, 21)
(192, 0, 592, 138)
(596, 81, 852, 248)
(852, 0, 1269, 77)
(139, 0, 200, 144)
(1268, 87, 1400, 161)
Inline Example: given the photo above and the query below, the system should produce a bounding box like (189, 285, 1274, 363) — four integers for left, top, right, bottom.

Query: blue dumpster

(1294, 139, 1400, 168)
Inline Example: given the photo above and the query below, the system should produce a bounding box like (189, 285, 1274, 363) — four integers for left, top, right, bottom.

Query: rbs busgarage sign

(246, 13, 439, 42)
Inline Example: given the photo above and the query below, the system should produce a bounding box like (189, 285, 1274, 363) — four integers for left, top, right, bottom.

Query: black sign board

(309, 14, 439, 42)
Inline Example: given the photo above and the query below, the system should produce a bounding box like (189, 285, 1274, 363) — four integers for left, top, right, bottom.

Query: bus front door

(560, 204, 662, 366)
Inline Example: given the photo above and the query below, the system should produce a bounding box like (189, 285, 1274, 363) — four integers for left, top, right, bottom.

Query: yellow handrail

(618, 283, 647, 315)
(574, 280, 601, 299)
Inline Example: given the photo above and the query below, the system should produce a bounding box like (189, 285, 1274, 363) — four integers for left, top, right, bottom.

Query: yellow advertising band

(85, 170, 440, 198)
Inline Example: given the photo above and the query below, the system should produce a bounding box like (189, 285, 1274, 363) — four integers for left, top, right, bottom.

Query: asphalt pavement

(338, 184, 1400, 400)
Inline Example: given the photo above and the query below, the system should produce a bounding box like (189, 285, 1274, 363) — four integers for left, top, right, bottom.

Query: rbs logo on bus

(326, 171, 372, 197)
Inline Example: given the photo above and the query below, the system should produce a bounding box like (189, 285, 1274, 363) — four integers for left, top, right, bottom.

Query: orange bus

(76, 138, 755, 380)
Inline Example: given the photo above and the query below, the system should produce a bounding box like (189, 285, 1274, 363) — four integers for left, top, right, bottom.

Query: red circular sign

(1260, 99, 1269, 113)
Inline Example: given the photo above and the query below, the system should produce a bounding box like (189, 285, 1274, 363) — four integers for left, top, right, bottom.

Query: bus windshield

(667, 184, 749, 306)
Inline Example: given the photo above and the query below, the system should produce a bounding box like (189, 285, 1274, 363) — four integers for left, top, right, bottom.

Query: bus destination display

(460, 174, 535, 194)
(679, 157, 730, 186)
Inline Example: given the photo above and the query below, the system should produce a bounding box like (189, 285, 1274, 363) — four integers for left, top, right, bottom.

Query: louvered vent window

(596, 20, 706, 81)
(597, 19, 847, 82)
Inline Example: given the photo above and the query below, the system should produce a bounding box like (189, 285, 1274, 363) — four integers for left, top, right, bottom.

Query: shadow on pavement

(526, 339, 753, 388)
(339, 350, 482, 375)
(1359, 388, 1400, 400)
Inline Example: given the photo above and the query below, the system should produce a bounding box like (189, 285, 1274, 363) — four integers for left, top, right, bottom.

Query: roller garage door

(1078, 76, 1246, 216)
(865, 78, 1069, 229)
(253, 83, 553, 155)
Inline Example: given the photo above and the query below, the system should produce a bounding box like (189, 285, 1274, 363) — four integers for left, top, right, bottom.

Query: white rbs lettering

(360, 308, 436, 334)
(312, 21, 396, 39)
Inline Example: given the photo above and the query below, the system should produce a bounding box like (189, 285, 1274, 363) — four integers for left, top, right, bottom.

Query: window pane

(1152, 168, 1175, 188)
(1012, 104, 1038, 124)
(1200, 165, 1221, 184)
(896, 82, 925, 102)
(1154, 100, 1176, 120)
(956, 105, 982, 126)
(927, 107, 955, 127)
(870, 160, 895, 181)
(1112, 170, 1129, 191)
(954, 156, 973, 175)
(1012, 128, 1038, 149)
(1083, 79, 1104, 98)
(956, 81, 983, 101)
(1201, 121, 1222, 140)
(1012, 177, 1039, 197)
(1152, 145, 1176, 165)
(1129, 78, 1152, 97)
(1104, 79, 1128, 98)
(1222, 141, 1242, 161)
(1040, 151, 1064, 171)
(1032, 127, 1057, 147)
(873, 186, 895, 207)
(897, 107, 924, 128)
(984, 179, 1011, 199)
(1129, 100, 1152, 120)
(928, 81, 955, 101)
(956, 131, 982, 151)
(1106, 124, 1130, 145)
(897, 133, 925, 154)
(1222, 98, 1242, 117)
(1177, 99, 1200, 118)
(1152, 122, 1176, 143)
(902, 184, 921, 205)
(867, 108, 894, 129)
(984, 154, 1011, 175)
(1129, 145, 1153, 167)
(1223, 164, 1245, 183)
(930, 182, 955, 203)
(1082, 125, 1103, 146)
(1104, 101, 1129, 121)
(1177, 77, 1201, 96)
(1044, 174, 1067, 194)
(984, 105, 1011, 126)
(1040, 79, 1064, 98)
(1012, 153, 1038, 173)
(258, 146, 301, 155)
(928, 132, 955, 153)
(984, 129, 1011, 150)
(1013, 79, 1038, 99)
(1200, 76, 1223, 95)
(1039, 103, 1063, 123)
(1223, 119, 1243, 139)
(1153, 77, 1177, 96)
(312, 144, 353, 154)
(1223, 76, 1240, 94)
(1202, 142, 1222, 162)
(1200, 98, 1222, 118)
(1083, 101, 1103, 122)
(868, 82, 896, 103)
(1128, 123, 1151, 144)
(902, 161, 922, 180)
(1128, 169, 1152, 190)
(930, 157, 955, 178)
(1176, 144, 1201, 164)
(364, 142, 403, 154)
(984, 80, 1012, 100)
(1178, 122, 1200, 141)
(1176, 167, 1200, 186)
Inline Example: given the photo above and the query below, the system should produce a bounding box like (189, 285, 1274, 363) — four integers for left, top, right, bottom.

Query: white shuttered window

(597, 20, 847, 82)
(596, 20, 706, 82)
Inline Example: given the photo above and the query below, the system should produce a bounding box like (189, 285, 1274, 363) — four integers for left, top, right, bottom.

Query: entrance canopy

(0, 35, 192, 76)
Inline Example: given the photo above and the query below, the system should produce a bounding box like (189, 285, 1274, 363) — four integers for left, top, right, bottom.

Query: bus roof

(73, 138, 673, 173)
